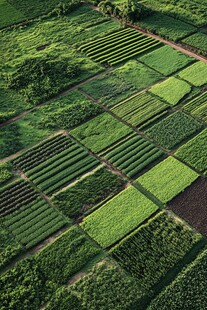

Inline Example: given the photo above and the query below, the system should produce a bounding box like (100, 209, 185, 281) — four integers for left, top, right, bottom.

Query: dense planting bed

(52, 167, 125, 219)
(111, 211, 201, 289)
(176, 129, 207, 175)
(80, 28, 161, 65)
(81, 186, 158, 247)
(148, 248, 207, 309)
(145, 111, 202, 150)
(149, 77, 191, 105)
(178, 62, 207, 86)
(70, 112, 132, 153)
(47, 260, 144, 310)
(182, 33, 207, 56)
(184, 91, 207, 122)
(168, 178, 207, 236)
(139, 45, 194, 76)
(111, 92, 169, 129)
(101, 132, 164, 178)
(137, 157, 199, 203)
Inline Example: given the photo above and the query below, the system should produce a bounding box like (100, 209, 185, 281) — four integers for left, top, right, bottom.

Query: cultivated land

(1, 1, 207, 309)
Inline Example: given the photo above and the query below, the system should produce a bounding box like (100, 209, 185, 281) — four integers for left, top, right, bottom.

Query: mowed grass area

(149, 77, 191, 106)
(102, 132, 164, 178)
(145, 111, 202, 150)
(178, 62, 207, 86)
(184, 91, 207, 122)
(137, 157, 199, 204)
(80, 27, 162, 66)
(148, 248, 207, 309)
(81, 186, 158, 248)
(139, 45, 194, 76)
(70, 112, 132, 153)
(176, 128, 207, 175)
(111, 211, 201, 290)
(182, 33, 207, 56)
(111, 91, 169, 129)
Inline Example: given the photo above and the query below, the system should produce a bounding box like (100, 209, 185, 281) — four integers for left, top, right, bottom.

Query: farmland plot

(111, 92, 169, 129)
(137, 156, 199, 203)
(80, 28, 162, 65)
(182, 33, 207, 57)
(184, 91, 207, 122)
(178, 62, 207, 86)
(13, 134, 100, 195)
(101, 132, 164, 178)
(81, 186, 158, 248)
(111, 211, 201, 289)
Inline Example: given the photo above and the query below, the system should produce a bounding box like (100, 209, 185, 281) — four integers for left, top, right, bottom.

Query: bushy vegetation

(81, 186, 158, 247)
(52, 167, 125, 218)
(111, 92, 169, 128)
(139, 45, 194, 76)
(145, 111, 202, 150)
(176, 129, 207, 175)
(102, 132, 164, 178)
(0, 162, 13, 185)
(137, 156, 199, 203)
(184, 91, 207, 122)
(47, 260, 145, 310)
(178, 62, 207, 86)
(35, 226, 100, 285)
(70, 112, 132, 153)
(111, 211, 201, 289)
(149, 77, 191, 105)
(148, 248, 207, 309)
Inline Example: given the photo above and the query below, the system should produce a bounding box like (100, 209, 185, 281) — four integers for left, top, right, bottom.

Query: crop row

(103, 133, 164, 178)
(0, 180, 38, 217)
(13, 134, 73, 172)
(184, 91, 207, 122)
(80, 28, 161, 65)
(111, 92, 169, 128)
(111, 211, 201, 290)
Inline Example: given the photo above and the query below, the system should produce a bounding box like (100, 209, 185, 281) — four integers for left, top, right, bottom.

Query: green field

(182, 33, 207, 56)
(137, 156, 199, 203)
(176, 129, 207, 175)
(178, 62, 207, 86)
(184, 91, 207, 122)
(81, 186, 158, 247)
(145, 111, 202, 150)
(139, 45, 194, 76)
(149, 77, 191, 105)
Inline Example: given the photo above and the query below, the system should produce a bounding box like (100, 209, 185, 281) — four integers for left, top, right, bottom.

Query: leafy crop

(178, 62, 207, 86)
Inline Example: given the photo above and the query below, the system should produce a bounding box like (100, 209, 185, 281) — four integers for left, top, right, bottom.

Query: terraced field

(1, 1, 207, 309)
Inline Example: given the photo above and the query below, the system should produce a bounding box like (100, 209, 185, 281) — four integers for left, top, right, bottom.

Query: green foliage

(178, 62, 207, 86)
(139, 45, 194, 76)
(52, 167, 125, 218)
(149, 77, 191, 106)
(47, 260, 144, 310)
(35, 226, 100, 285)
(0, 123, 23, 159)
(145, 111, 202, 150)
(182, 33, 207, 56)
(0, 0, 24, 28)
(111, 92, 169, 128)
(113, 60, 162, 90)
(103, 132, 164, 178)
(176, 128, 207, 175)
(6, 55, 81, 105)
(111, 211, 201, 289)
(0, 257, 48, 310)
(137, 156, 199, 203)
(70, 112, 132, 153)
(0, 162, 13, 185)
(81, 186, 158, 247)
(184, 91, 207, 122)
(148, 248, 207, 309)
(137, 12, 196, 41)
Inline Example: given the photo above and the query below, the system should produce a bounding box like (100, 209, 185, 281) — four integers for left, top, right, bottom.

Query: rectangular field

(182, 33, 207, 57)
(13, 134, 100, 195)
(184, 91, 207, 122)
(101, 132, 164, 178)
(81, 185, 158, 248)
(80, 28, 162, 66)
(111, 92, 169, 129)
(111, 211, 201, 289)
(178, 62, 207, 86)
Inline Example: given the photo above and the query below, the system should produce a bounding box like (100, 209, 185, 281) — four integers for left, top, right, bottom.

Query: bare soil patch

(168, 177, 207, 236)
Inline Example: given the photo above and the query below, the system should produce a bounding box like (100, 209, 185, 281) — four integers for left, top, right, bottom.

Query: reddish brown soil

(168, 177, 207, 236)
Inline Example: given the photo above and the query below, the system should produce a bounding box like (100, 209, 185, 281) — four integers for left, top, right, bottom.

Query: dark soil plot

(168, 178, 207, 236)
